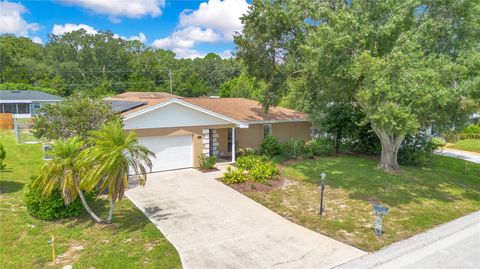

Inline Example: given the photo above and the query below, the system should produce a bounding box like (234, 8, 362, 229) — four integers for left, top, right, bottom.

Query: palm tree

(80, 121, 154, 224)
(35, 137, 103, 223)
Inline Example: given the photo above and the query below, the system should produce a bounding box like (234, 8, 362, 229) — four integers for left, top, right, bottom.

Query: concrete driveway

(435, 148, 480, 164)
(126, 165, 365, 269)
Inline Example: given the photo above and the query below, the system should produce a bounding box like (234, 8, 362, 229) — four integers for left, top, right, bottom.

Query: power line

(0, 67, 174, 74)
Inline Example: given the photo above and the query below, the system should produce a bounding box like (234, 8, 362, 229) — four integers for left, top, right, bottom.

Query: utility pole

(169, 69, 173, 94)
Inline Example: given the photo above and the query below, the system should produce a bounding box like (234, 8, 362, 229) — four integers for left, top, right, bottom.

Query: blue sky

(0, 0, 251, 58)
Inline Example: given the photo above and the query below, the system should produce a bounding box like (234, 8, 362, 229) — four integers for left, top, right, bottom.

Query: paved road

(126, 165, 365, 269)
(335, 211, 480, 269)
(435, 148, 480, 164)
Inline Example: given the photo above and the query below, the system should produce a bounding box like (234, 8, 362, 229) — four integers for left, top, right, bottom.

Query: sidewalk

(435, 148, 480, 164)
(334, 211, 480, 269)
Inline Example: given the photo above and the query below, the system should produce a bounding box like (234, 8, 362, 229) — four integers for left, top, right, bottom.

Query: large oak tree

(235, 0, 480, 170)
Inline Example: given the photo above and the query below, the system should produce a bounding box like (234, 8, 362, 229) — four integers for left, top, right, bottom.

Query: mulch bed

(197, 167, 220, 173)
(218, 176, 287, 193)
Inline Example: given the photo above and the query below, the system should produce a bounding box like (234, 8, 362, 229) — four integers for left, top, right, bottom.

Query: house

(0, 90, 63, 118)
(107, 92, 312, 173)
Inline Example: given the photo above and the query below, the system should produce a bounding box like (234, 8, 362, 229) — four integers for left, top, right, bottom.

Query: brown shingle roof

(108, 92, 307, 122)
(181, 97, 307, 122)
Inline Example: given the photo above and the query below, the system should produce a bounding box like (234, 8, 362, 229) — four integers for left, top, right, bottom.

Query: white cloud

(57, 0, 165, 19)
(172, 48, 206, 59)
(52, 23, 98, 35)
(218, 50, 233, 59)
(31, 36, 43, 44)
(152, 27, 220, 49)
(151, 0, 248, 58)
(114, 32, 147, 43)
(179, 0, 249, 41)
(52, 23, 147, 43)
(130, 32, 147, 43)
(0, 1, 40, 36)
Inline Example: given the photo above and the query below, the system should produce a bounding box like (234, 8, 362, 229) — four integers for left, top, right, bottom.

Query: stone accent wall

(211, 129, 219, 156)
(201, 129, 219, 156)
(202, 129, 210, 155)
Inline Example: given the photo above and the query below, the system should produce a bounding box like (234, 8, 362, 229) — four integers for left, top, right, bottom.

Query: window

(1, 103, 31, 114)
(227, 129, 233, 152)
(17, 103, 30, 114)
(263, 124, 272, 138)
(32, 103, 41, 115)
(2, 103, 16, 114)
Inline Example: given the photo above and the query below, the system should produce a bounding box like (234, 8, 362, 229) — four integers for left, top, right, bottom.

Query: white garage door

(137, 135, 193, 172)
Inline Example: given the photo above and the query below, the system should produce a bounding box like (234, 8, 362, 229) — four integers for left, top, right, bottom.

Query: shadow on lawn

(0, 180, 25, 194)
(288, 155, 480, 207)
(66, 198, 154, 233)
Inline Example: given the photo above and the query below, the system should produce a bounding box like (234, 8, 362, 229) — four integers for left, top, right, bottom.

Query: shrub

(222, 166, 247, 184)
(260, 135, 282, 157)
(235, 155, 278, 182)
(24, 179, 89, 220)
(431, 137, 447, 148)
(0, 144, 6, 171)
(462, 124, 480, 139)
(398, 133, 440, 166)
(236, 155, 256, 170)
(238, 148, 258, 156)
(352, 126, 381, 155)
(198, 154, 217, 171)
(283, 139, 312, 159)
(307, 138, 335, 156)
(250, 162, 279, 182)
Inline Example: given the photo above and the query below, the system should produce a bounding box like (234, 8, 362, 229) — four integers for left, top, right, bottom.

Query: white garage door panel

(138, 135, 193, 172)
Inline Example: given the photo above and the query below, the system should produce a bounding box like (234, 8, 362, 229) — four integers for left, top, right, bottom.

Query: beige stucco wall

(219, 121, 312, 154)
(128, 121, 311, 167)
(272, 121, 312, 143)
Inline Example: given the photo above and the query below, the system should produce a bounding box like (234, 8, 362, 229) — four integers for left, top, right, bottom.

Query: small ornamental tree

(34, 137, 102, 222)
(235, 0, 480, 171)
(79, 121, 154, 224)
(33, 94, 119, 140)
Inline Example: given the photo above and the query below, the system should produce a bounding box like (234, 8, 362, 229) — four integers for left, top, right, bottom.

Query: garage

(137, 135, 193, 172)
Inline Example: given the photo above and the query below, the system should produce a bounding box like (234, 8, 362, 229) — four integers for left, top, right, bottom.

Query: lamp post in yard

(319, 172, 326, 215)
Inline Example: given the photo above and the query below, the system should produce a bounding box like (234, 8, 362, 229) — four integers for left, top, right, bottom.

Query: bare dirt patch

(55, 241, 85, 266)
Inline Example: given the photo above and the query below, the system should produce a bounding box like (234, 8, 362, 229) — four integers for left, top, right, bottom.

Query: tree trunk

(107, 199, 116, 224)
(335, 131, 342, 153)
(375, 130, 405, 171)
(75, 187, 103, 223)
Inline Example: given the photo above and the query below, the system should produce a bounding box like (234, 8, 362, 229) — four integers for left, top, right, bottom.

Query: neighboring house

(470, 113, 479, 124)
(0, 90, 63, 118)
(107, 92, 311, 172)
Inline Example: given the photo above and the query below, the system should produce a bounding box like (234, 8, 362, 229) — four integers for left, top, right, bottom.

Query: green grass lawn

(0, 131, 181, 268)
(447, 139, 480, 153)
(243, 154, 480, 252)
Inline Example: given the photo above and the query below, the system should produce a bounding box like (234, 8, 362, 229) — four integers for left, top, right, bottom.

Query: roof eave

(122, 98, 249, 128)
(246, 118, 309, 124)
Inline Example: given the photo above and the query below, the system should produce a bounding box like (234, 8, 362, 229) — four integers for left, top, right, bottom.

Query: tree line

(0, 30, 259, 98)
